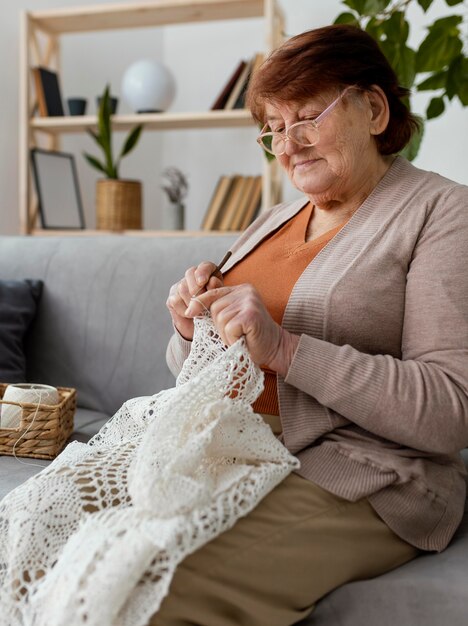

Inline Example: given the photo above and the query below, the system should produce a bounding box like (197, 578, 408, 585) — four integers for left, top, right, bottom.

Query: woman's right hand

(166, 261, 224, 340)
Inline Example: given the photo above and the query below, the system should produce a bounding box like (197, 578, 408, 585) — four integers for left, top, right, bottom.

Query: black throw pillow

(0, 279, 43, 383)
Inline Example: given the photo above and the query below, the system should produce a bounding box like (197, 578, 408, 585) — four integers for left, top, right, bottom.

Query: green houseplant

(84, 85, 144, 230)
(333, 0, 468, 159)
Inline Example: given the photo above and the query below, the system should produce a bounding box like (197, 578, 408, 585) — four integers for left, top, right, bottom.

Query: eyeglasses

(257, 86, 355, 156)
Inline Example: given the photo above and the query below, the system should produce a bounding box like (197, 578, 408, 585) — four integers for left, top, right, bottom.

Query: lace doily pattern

(0, 317, 299, 626)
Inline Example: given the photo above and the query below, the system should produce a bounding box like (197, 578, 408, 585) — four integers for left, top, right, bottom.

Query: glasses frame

(257, 86, 356, 156)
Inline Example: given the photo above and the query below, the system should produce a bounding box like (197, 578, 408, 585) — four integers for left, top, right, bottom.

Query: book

(201, 176, 233, 230)
(32, 67, 65, 117)
(233, 53, 264, 110)
(238, 176, 262, 230)
(229, 176, 257, 231)
(210, 60, 246, 111)
(217, 176, 249, 231)
(224, 59, 253, 110)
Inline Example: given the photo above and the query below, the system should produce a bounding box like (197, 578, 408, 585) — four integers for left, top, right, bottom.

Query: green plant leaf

(426, 96, 445, 119)
(343, 0, 367, 14)
(364, 0, 391, 12)
(86, 129, 106, 149)
(397, 45, 416, 89)
(380, 39, 416, 88)
(399, 118, 424, 161)
(458, 81, 468, 106)
(446, 55, 463, 99)
(445, 0, 464, 6)
(334, 12, 360, 25)
(119, 125, 144, 160)
(417, 71, 447, 91)
(97, 85, 115, 178)
(83, 153, 109, 177)
(365, 16, 385, 40)
(415, 24, 463, 72)
(382, 11, 409, 43)
(417, 0, 435, 11)
(429, 14, 463, 31)
(98, 85, 111, 148)
(445, 56, 468, 103)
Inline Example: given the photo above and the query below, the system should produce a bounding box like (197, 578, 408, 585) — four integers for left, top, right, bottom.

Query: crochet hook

(192, 250, 232, 298)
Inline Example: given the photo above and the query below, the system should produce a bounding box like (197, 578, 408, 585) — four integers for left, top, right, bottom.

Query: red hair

(246, 24, 420, 155)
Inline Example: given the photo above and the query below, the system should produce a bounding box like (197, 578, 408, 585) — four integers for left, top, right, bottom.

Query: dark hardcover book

(233, 53, 264, 109)
(210, 60, 246, 111)
(32, 67, 64, 117)
(224, 60, 252, 110)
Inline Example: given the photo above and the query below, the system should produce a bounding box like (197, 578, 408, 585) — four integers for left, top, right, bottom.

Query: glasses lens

(289, 122, 319, 147)
(259, 133, 284, 155)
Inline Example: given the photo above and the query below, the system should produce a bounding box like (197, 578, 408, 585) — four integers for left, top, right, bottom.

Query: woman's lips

(294, 158, 321, 171)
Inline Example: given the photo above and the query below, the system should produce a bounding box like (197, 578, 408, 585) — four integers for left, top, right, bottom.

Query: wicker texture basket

(0, 385, 76, 460)
(96, 179, 142, 231)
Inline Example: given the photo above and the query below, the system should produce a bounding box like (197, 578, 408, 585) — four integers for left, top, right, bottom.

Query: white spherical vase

(121, 59, 176, 113)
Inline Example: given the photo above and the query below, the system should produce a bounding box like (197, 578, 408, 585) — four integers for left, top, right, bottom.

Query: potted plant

(160, 166, 188, 230)
(332, 0, 468, 160)
(84, 85, 143, 231)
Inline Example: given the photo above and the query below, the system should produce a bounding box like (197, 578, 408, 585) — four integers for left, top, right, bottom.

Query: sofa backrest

(0, 235, 236, 415)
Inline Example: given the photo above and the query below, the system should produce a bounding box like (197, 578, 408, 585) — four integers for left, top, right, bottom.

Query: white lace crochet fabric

(0, 316, 299, 626)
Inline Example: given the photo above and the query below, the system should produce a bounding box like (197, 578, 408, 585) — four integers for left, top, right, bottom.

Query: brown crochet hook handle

(192, 250, 232, 298)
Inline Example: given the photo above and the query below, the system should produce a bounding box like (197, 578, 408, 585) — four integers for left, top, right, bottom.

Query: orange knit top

(223, 202, 348, 415)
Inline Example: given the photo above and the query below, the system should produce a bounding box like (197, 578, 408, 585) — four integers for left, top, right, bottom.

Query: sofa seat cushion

(0, 407, 109, 500)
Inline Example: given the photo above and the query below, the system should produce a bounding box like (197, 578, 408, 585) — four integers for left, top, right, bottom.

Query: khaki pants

(149, 471, 419, 626)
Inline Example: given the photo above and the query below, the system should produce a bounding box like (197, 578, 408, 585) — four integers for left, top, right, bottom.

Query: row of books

(201, 175, 262, 231)
(210, 53, 264, 111)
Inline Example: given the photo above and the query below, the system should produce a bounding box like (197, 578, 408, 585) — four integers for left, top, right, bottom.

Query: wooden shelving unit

(30, 109, 255, 134)
(19, 0, 285, 235)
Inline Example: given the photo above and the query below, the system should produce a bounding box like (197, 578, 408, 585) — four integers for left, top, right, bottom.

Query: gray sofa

(0, 234, 467, 626)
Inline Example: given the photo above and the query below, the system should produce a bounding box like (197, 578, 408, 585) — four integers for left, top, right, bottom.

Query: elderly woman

(160, 24, 468, 626)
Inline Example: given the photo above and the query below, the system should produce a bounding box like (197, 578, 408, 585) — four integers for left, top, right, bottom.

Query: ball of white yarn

(1, 383, 59, 429)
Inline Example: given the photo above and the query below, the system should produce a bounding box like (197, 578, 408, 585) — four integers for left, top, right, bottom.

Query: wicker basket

(96, 179, 142, 231)
(0, 385, 76, 460)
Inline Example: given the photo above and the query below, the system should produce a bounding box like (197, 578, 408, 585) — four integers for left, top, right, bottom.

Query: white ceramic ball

(121, 59, 176, 113)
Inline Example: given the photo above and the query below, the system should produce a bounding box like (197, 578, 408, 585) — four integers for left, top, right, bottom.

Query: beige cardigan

(167, 157, 468, 552)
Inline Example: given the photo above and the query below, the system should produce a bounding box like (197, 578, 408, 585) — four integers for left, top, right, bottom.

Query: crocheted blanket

(0, 317, 299, 626)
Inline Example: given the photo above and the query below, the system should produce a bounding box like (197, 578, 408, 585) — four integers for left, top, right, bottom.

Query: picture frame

(30, 148, 86, 229)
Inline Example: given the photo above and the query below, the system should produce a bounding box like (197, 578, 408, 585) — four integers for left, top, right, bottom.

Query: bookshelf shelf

(32, 110, 256, 134)
(30, 0, 266, 35)
(20, 0, 285, 235)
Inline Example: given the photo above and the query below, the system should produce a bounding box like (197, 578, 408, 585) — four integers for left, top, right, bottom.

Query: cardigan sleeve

(284, 184, 468, 455)
(165, 329, 192, 378)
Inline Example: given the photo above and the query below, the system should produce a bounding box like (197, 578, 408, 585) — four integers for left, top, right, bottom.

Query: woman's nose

(283, 137, 302, 156)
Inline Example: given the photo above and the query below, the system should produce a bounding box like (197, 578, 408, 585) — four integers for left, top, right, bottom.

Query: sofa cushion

(0, 279, 43, 382)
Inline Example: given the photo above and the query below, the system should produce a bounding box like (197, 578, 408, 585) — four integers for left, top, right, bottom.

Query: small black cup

(67, 97, 87, 116)
(96, 96, 119, 115)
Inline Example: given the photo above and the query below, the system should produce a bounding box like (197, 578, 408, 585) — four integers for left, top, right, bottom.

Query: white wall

(0, 0, 466, 234)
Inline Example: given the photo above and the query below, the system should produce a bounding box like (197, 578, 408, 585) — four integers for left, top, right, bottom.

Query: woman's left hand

(184, 284, 299, 376)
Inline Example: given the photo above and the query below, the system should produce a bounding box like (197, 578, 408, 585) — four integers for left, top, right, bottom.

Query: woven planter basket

(96, 179, 142, 231)
(0, 385, 76, 460)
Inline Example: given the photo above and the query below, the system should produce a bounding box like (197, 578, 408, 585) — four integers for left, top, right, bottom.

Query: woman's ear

(366, 85, 390, 136)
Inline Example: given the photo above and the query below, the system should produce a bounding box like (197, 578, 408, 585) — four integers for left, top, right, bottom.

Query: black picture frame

(30, 148, 86, 229)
